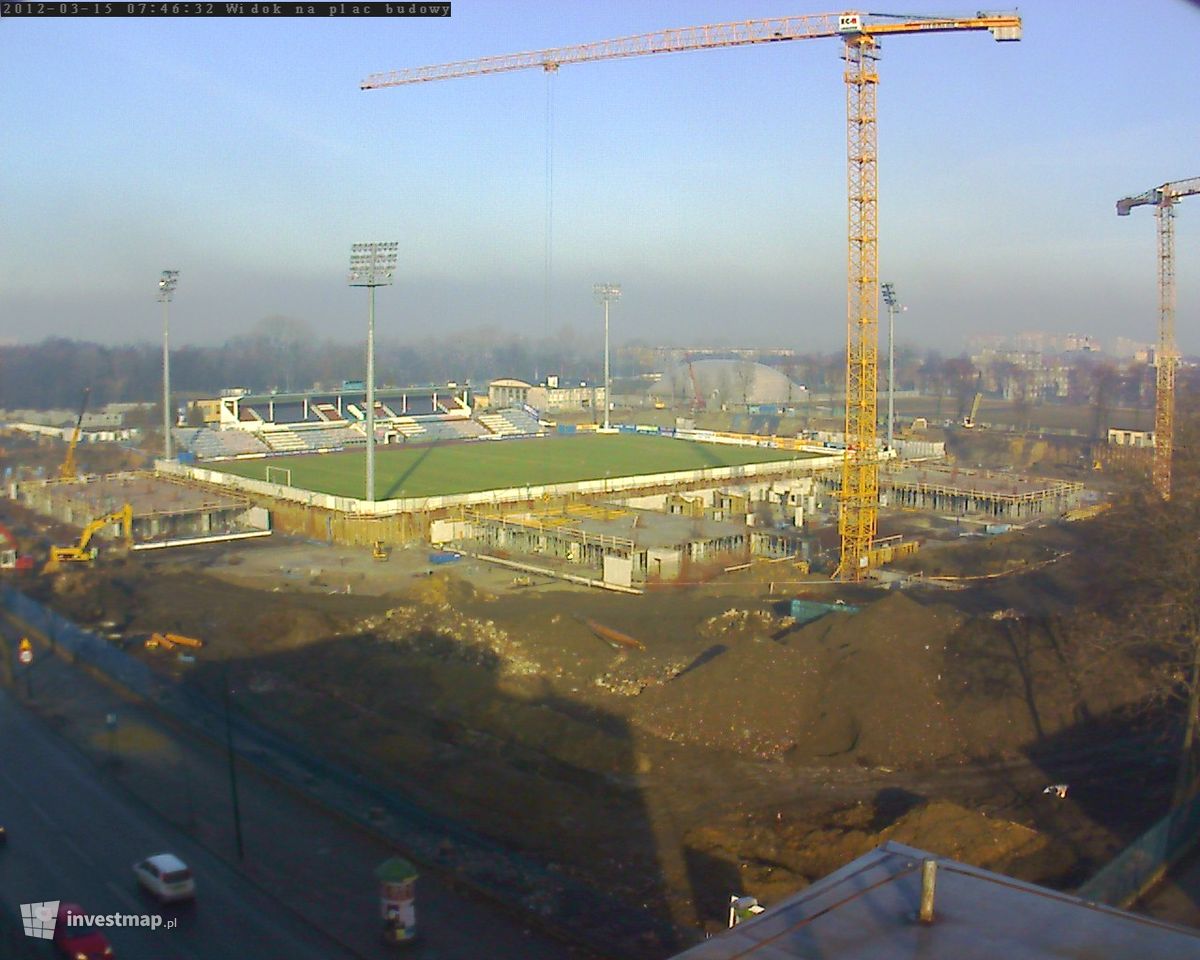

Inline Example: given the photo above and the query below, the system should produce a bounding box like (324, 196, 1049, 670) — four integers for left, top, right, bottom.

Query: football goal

(265, 465, 292, 487)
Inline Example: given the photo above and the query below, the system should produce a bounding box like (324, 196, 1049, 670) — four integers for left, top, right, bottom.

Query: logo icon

(20, 900, 58, 939)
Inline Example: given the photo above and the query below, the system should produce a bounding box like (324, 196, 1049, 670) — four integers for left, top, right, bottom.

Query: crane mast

(365, 10, 1021, 579)
(1117, 177, 1200, 499)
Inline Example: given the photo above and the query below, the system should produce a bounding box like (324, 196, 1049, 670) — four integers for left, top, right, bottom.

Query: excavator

(43, 503, 133, 573)
(59, 387, 91, 481)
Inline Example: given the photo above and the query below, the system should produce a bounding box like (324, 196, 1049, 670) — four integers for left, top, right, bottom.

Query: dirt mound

(786, 592, 969, 766)
(635, 593, 970, 765)
(635, 634, 823, 759)
(684, 797, 1057, 916)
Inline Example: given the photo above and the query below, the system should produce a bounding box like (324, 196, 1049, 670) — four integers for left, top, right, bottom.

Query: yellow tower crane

(363, 10, 1021, 580)
(59, 386, 91, 482)
(1117, 177, 1200, 500)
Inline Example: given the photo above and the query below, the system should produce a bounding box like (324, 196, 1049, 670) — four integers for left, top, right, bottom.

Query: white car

(133, 853, 196, 903)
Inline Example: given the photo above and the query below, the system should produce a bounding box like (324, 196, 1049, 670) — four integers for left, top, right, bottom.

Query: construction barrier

(1076, 787, 1200, 908)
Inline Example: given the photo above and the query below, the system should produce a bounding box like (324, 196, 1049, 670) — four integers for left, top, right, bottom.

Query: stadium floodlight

(348, 242, 399, 502)
(880, 282, 904, 450)
(157, 270, 180, 461)
(593, 283, 621, 430)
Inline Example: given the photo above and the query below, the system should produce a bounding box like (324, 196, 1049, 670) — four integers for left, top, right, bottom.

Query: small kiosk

(376, 857, 419, 945)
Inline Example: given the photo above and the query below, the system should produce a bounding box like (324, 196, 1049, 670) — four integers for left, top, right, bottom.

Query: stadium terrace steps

(394, 418, 426, 438)
(478, 408, 544, 437)
(262, 428, 311, 452)
(184, 428, 272, 458)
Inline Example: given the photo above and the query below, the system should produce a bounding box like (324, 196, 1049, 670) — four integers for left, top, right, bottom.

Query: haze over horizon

(2, 1, 1197, 353)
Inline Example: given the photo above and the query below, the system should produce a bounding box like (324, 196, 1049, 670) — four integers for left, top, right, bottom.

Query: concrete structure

(673, 841, 1200, 960)
(1108, 426, 1155, 448)
(17, 472, 270, 547)
(461, 501, 802, 585)
(821, 466, 1082, 520)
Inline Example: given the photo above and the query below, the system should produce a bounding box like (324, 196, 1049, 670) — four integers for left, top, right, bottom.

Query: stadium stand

(267, 401, 310, 424)
(262, 428, 311, 452)
(479, 408, 544, 438)
(313, 403, 343, 422)
(182, 428, 272, 459)
(301, 425, 355, 450)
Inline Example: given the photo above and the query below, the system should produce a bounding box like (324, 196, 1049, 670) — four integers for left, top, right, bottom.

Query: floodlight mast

(349, 242, 399, 503)
(157, 270, 180, 461)
(593, 283, 621, 430)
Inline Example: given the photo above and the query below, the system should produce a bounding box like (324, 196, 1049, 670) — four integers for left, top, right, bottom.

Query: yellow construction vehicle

(372, 540, 390, 561)
(59, 387, 91, 481)
(961, 391, 982, 429)
(43, 503, 133, 573)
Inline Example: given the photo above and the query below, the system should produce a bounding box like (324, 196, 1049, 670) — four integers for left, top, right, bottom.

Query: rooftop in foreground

(673, 841, 1200, 960)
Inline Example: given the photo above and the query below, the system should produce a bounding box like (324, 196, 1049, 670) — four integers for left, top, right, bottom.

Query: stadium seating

(478, 408, 544, 438)
(262, 428, 311, 452)
(185, 429, 272, 459)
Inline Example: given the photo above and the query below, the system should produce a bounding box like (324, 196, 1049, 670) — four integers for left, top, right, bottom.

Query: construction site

(2, 7, 1199, 960)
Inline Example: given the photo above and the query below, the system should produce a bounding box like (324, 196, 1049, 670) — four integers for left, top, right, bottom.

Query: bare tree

(1094, 405, 1200, 802)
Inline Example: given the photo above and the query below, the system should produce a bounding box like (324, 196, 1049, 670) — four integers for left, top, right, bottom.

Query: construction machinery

(372, 540, 390, 561)
(1117, 177, 1200, 499)
(363, 10, 1021, 580)
(962, 390, 983, 429)
(59, 387, 90, 481)
(43, 503, 133, 573)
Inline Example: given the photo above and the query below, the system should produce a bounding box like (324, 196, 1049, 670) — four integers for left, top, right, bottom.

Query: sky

(1, 0, 1198, 354)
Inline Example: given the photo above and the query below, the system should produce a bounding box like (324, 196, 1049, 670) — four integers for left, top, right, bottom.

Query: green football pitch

(210, 433, 819, 500)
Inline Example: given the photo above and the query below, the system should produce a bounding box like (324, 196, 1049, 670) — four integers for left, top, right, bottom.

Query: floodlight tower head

(593, 282, 621, 303)
(158, 270, 180, 302)
(348, 242, 399, 287)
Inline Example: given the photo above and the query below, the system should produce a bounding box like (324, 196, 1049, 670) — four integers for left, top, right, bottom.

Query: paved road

(0, 685, 359, 960)
(0, 616, 586, 960)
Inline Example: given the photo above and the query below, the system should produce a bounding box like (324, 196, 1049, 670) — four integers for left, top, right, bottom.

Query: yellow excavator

(43, 503, 133, 573)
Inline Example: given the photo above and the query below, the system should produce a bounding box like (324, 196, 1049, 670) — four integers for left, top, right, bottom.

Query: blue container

(428, 551, 461, 565)
(557, 424, 577, 435)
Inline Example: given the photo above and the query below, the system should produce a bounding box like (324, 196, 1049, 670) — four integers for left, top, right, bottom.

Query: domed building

(650, 359, 805, 407)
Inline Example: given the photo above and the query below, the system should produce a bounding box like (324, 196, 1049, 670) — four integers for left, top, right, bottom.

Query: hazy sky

(2, 1, 1198, 352)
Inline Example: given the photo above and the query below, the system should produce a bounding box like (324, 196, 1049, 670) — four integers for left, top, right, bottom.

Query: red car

(54, 902, 114, 960)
